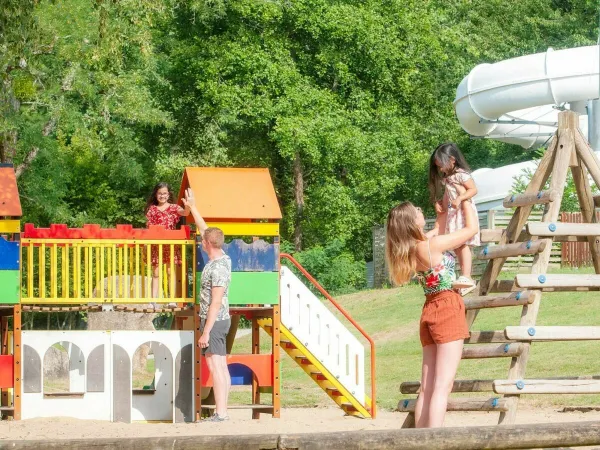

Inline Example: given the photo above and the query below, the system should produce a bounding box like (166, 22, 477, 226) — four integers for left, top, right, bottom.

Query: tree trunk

(0, 78, 19, 164)
(293, 151, 304, 251)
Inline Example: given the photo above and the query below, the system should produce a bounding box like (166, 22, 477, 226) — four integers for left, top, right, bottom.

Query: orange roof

(178, 168, 282, 221)
(0, 165, 22, 217)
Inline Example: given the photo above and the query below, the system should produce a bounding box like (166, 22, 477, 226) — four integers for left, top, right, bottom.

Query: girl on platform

(386, 198, 478, 428)
(428, 142, 480, 294)
(145, 182, 190, 301)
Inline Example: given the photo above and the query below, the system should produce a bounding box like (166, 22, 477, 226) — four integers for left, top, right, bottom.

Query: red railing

(280, 253, 376, 418)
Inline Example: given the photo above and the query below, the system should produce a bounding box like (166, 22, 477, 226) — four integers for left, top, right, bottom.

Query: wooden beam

(575, 128, 600, 189)
(505, 326, 600, 341)
(464, 291, 539, 310)
(282, 421, 600, 450)
(403, 375, 600, 395)
(502, 189, 558, 208)
(570, 149, 600, 272)
(466, 331, 513, 344)
(400, 379, 494, 394)
(487, 279, 517, 293)
(527, 222, 600, 236)
(397, 397, 508, 412)
(462, 343, 524, 359)
(494, 379, 600, 394)
(5, 422, 600, 450)
(477, 240, 547, 260)
(481, 228, 588, 243)
(516, 274, 600, 289)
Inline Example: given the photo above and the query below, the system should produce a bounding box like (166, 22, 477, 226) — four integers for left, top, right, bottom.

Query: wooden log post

(466, 331, 513, 344)
(462, 343, 524, 359)
(494, 379, 600, 394)
(464, 291, 539, 310)
(477, 240, 546, 260)
(572, 136, 600, 273)
(5, 422, 600, 450)
(528, 222, 600, 236)
(481, 228, 589, 243)
(575, 128, 600, 190)
(397, 397, 508, 413)
(505, 325, 600, 341)
(502, 189, 558, 208)
(516, 273, 600, 289)
(401, 379, 495, 394)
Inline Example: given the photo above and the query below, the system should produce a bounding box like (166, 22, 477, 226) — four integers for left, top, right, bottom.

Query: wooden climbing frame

(399, 110, 600, 426)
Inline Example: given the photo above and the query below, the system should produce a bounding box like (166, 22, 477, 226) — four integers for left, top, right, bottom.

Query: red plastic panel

(22, 223, 191, 240)
(201, 354, 273, 387)
(0, 355, 14, 388)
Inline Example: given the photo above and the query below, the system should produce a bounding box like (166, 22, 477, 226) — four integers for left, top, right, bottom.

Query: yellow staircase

(259, 318, 372, 418)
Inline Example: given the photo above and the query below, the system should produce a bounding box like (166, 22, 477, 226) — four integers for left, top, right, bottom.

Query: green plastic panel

(196, 271, 279, 305)
(0, 270, 20, 304)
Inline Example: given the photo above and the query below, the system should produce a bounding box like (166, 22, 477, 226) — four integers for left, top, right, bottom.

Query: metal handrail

(280, 253, 376, 418)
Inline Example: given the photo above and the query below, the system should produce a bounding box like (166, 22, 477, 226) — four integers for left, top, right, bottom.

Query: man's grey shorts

(200, 319, 231, 356)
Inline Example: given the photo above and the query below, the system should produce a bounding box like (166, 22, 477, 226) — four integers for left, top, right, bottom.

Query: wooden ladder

(399, 110, 600, 426)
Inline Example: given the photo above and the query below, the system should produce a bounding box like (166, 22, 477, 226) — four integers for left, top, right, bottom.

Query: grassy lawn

(232, 266, 600, 411)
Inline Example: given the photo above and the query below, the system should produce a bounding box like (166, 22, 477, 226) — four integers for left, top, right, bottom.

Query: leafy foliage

(2, 0, 599, 297)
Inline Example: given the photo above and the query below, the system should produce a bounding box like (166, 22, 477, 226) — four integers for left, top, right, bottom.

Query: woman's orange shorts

(420, 290, 470, 347)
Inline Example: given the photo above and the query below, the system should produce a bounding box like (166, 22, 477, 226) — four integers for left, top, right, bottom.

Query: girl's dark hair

(428, 142, 471, 204)
(145, 182, 174, 213)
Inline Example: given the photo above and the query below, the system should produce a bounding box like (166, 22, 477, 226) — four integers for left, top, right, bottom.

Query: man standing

(183, 188, 231, 422)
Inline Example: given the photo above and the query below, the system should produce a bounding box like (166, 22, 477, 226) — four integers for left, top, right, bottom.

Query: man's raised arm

(182, 188, 208, 236)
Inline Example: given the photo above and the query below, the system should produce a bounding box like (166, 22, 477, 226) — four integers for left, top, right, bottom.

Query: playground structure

(400, 45, 600, 425)
(0, 166, 375, 422)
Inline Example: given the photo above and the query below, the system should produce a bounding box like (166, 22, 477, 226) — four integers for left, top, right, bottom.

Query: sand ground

(2, 406, 600, 441)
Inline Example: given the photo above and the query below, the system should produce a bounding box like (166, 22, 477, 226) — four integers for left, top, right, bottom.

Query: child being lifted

(428, 142, 480, 295)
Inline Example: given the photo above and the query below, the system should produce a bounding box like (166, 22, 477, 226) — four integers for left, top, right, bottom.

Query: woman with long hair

(386, 198, 477, 428)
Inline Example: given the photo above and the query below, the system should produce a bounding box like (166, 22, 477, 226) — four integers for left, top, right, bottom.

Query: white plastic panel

(21, 331, 112, 421)
(280, 266, 365, 403)
(20, 330, 194, 423)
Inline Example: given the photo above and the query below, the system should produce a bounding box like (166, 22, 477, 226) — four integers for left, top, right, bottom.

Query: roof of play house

(178, 167, 282, 221)
(0, 165, 22, 216)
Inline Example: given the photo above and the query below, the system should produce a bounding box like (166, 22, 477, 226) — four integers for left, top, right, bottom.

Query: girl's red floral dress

(146, 204, 182, 265)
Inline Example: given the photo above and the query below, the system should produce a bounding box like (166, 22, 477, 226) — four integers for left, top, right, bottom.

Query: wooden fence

(560, 211, 600, 267)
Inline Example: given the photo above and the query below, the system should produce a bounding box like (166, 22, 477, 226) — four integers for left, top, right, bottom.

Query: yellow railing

(21, 239, 195, 304)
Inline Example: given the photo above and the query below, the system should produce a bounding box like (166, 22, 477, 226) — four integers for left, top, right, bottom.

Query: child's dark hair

(145, 182, 174, 213)
(428, 142, 471, 204)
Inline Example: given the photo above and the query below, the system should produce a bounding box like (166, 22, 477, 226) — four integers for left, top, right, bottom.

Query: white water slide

(454, 45, 600, 149)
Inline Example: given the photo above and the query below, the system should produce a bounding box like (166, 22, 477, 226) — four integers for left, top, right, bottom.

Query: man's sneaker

(202, 413, 230, 422)
(453, 275, 475, 289)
